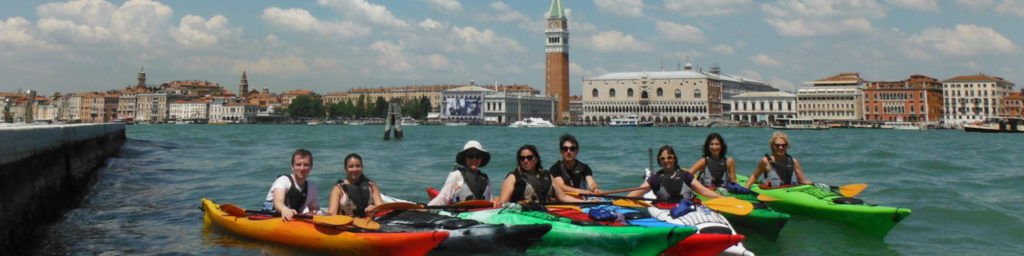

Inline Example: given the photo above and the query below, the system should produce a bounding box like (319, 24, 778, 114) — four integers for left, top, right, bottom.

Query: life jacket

(508, 169, 553, 203)
(650, 169, 693, 202)
(281, 174, 308, 211)
(762, 154, 798, 187)
(449, 166, 489, 203)
(552, 160, 588, 189)
(697, 156, 729, 187)
(339, 176, 372, 217)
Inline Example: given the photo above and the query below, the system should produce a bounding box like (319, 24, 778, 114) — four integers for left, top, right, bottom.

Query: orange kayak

(200, 198, 448, 255)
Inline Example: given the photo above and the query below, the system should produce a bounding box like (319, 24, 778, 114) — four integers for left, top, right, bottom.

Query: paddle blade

(453, 200, 494, 208)
(612, 199, 651, 208)
(375, 202, 425, 211)
(220, 204, 247, 217)
(311, 215, 353, 226)
(546, 205, 582, 211)
(353, 217, 381, 230)
(702, 197, 754, 216)
(756, 194, 779, 202)
(839, 184, 868, 197)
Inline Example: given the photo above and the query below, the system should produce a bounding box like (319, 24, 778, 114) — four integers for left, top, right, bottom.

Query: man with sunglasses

(745, 131, 813, 188)
(548, 133, 602, 194)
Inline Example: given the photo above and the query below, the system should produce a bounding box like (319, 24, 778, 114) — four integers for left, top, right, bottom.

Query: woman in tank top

(745, 132, 813, 188)
(686, 133, 738, 188)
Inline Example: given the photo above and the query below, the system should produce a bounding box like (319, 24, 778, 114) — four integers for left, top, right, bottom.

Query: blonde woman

(745, 132, 812, 188)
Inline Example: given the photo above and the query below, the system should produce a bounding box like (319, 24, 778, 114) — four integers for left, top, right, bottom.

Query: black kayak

(376, 210, 552, 254)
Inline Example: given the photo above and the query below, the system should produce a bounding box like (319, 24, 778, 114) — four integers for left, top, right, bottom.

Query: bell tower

(545, 0, 569, 123)
(239, 70, 249, 98)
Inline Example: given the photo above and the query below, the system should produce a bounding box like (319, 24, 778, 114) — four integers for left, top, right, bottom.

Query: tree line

(286, 95, 432, 120)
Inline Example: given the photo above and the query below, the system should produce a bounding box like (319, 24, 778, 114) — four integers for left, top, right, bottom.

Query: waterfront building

(280, 89, 320, 105)
(581, 63, 725, 125)
(209, 103, 259, 124)
(327, 84, 538, 111)
(942, 74, 1015, 126)
(545, 0, 570, 123)
(729, 91, 797, 125)
(1003, 90, 1024, 118)
(798, 72, 865, 123)
(118, 68, 157, 121)
(135, 93, 184, 123)
(484, 88, 556, 124)
(568, 95, 582, 124)
(169, 100, 210, 123)
(863, 74, 943, 123)
(60, 94, 82, 122)
(245, 87, 282, 109)
(33, 100, 60, 123)
(160, 80, 232, 97)
(83, 93, 119, 123)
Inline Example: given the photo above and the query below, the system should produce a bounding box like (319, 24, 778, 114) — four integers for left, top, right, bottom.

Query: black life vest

(553, 160, 587, 189)
(281, 174, 308, 211)
(651, 169, 693, 202)
(457, 166, 489, 201)
(509, 169, 553, 203)
(698, 156, 729, 187)
(762, 154, 798, 186)
(339, 176, 372, 217)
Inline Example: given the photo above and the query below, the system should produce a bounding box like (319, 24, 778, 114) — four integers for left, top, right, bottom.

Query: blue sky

(1, 0, 1022, 95)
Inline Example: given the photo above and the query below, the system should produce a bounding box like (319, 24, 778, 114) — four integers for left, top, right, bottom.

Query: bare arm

(585, 175, 601, 193)
(366, 182, 384, 213)
(691, 179, 723, 199)
(792, 158, 812, 184)
(327, 185, 343, 216)
(496, 175, 516, 205)
(745, 158, 769, 188)
(272, 188, 297, 221)
(553, 183, 586, 203)
(625, 181, 652, 198)
(685, 158, 707, 175)
(427, 172, 460, 206)
(727, 158, 738, 184)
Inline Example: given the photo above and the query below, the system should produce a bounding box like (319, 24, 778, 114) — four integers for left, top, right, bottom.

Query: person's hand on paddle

(281, 208, 299, 221)
(590, 187, 603, 194)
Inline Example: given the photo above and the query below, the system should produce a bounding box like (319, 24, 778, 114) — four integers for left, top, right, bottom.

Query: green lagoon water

(40, 125, 1023, 255)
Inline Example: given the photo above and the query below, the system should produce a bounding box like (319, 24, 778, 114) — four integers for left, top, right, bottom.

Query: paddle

(835, 184, 867, 197)
(756, 194, 779, 202)
(375, 200, 494, 211)
(593, 186, 647, 196)
(218, 203, 359, 227)
(564, 192, 753, 216)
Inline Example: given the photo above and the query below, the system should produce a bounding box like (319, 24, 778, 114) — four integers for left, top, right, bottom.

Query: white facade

(484, 92, 556, 124)
(796, 86, 864, 121)
(135, 93, 184, 123)
(169, 101, 209, 122)
(730, 92, 797, 124)
(581, 67, 725, 125)
(210, 103, 259, 123)
(942, 75, 1015, 126)
(61, 95, 82, 122)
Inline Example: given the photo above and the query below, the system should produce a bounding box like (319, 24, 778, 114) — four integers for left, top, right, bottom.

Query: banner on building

(443, 96, 482, 117)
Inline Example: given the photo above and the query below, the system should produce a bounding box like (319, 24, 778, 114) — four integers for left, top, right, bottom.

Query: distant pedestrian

(261, 149, 320, 221)
(428, 140, 492, 206)
(549, 133, 602, 194)
(328, 153, 384, 217)
(745, 132, 813, 188)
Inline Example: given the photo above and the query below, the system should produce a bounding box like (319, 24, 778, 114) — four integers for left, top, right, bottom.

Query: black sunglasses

(773, 143, 788, 148)
(518, 155, 536, 161)
(560, 146, 578, 152)
(465, 151, 484, 159)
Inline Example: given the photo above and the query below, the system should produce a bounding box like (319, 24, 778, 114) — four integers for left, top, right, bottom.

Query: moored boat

(771, 118, 829, 130)
(608, 115, 654, 127)
(508, 117, 557, 128)
(962, 117, 1024, 133)
(200, 199, 447, 255)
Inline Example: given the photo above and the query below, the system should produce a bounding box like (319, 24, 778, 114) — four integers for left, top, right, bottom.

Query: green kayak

(458, 207, 696, 256)
(694, 185, 790, 240)
(743, 175, 911, 238)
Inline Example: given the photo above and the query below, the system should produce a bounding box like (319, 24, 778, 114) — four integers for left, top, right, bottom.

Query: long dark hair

(702, 133, 728, 158)
(516, 144, 543, 172)
(657, 145, 679, 170)
(343, 153, 370, 182)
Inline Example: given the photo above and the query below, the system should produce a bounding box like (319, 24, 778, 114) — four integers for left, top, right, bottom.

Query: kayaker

(261, 149, 321, 221)
(626, 145, 722, 202)
(428, 140, 492, 206)
(548, 133, 602, 194)
(328, 153, 385, 217)
(744, 131, 813, 188)
(497, 144, 589, 204)
(686, 133, 739, 188)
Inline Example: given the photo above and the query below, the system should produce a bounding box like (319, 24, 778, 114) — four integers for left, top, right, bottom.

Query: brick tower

(546, 0, 569, 123)
(239, 70, 249, 98)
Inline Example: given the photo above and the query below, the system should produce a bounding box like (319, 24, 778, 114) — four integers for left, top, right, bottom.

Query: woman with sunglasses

(626, 145, 722, 201)
(497, 144, 588, 204)
(428, 140, 492, 206)
(549, 133, 602, 194)
(744, 131, 812, 188)
(686, 133, 739, 188)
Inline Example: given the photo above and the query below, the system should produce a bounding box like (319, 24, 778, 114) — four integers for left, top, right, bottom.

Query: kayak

(693, 186, 790, 239)
(642, 169, 755, 256)
(549, 206, 743, 256)
(458, 206, 697, 256)
(376, 209, 551, 254)
(200, 198, 447, 255)
(742, 175, 912, 238)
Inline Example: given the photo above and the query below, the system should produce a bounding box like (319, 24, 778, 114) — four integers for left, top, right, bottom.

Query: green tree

(355, 94, 367, 119)
(373, 96, 388, 117)
(286, 96, 325, 118)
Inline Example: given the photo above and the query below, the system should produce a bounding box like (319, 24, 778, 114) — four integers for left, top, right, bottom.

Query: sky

(1, 0, 1022, 96)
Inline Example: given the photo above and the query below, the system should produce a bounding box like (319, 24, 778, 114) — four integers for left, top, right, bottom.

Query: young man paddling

(549, 133, 602, 194)
(262, 149, 321, 221)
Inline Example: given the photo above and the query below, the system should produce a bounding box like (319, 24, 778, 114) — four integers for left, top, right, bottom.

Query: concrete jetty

(0, 123, 125, 255)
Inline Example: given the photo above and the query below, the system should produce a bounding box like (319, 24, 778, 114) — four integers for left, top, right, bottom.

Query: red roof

(943, 74, 1008, 83)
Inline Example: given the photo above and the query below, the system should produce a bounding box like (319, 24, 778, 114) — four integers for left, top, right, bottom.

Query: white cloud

(261, 7, 370, 39)
(371, 41, 411, 71)
(664, 0, 753, 16)
(449, 26, 526, 53)
(769, 77, 797, 91)
(738, 70, 764, 81)
(317, 0, 409, 28)
(655, 21, 706, 43)
(36, 18, 113, 43)
(996, 0, 1024, 16)
(594, 0, 645, 17)
(171, 15, 239, 49)
(238, 54, 311, 76)
(904, 24, 1019, 58)
(487, 2, 529, 23)
(763, 17, 875, 37)
(584, 30, 653, 52)
(884, 0, 939, 12)
(418, 19, 443, 30)
(762, 0, 886, 37)
(1, 17, 60, 50)
(956, 0, 995, 10)
(711, 44, 735, 55)
(420, 0, 462, 13)
(35, 0, 174, 48)
(265, 34, 279, 47)
(750, 54, 781, 66)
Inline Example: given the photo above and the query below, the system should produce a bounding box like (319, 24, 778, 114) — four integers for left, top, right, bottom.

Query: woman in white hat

(428, 140, 493, 206)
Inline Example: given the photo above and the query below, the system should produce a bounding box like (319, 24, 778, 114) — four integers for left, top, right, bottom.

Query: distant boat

(963, 118, 1024, 133)
(771, 118, 829, 130)
(508, 117, 556, 128)
(400, 117, 421, 126)
(885, 122, 925, 130)
(608, 115, 654, 127)
(174, 120, 193, 125)
(306, 120, 320, 126)
(444, 121, 469, 126)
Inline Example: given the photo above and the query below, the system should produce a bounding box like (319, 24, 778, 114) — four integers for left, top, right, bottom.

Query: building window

(610, 89, 616, 98)
(675, 89, 682, 98)
(627, 88, 634, 97)
(694, 89, 702, 99)
(592, 89, 599, 98)
(657, 88, 664, 97)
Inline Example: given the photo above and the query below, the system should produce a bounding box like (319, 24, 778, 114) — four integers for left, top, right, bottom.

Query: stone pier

(0, 123, 125, 255)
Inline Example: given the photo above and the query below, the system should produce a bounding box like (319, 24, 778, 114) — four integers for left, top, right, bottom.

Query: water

(39, 125, 1023, 255)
